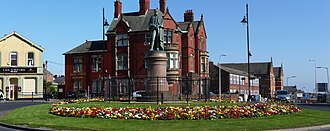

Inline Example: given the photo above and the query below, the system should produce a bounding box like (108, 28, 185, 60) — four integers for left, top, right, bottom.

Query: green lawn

(0, 102, 330, 131)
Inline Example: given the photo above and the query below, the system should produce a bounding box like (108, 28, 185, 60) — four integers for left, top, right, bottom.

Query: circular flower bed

(49, 103, 301, 120)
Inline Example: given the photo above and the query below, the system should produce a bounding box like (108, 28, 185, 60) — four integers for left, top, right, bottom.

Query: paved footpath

(268, 124, 330, 131)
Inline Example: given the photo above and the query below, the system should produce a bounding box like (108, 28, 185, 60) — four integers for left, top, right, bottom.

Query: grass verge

(0, 102, 329, 131)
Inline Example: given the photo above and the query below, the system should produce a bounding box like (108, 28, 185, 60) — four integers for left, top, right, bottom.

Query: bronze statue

(149, 10, 164, 51)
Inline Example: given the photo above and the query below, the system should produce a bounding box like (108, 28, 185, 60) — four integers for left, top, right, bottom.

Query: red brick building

(209, 62, 259, 99)
(222, 61, 276, 98)
(63, 0, 209, 99)
(274, 64, 284, 91)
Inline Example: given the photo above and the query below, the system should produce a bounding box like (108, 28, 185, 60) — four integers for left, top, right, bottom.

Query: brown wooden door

(14, 86, 18, 99)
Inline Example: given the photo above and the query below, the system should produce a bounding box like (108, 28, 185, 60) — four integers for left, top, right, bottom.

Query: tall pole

(314, 61, 317, 93)
(218, 54, 226, 101)
(246, 3, 251, 98)
(309, 60, 317, 93)
(241, 2, 251, 98)
(102, 8, 105, 97)
(45, 60, 48, 101)
(326, 68, 329, 94)
(103, 8, 105, 40)
(102, 8, 109, 98)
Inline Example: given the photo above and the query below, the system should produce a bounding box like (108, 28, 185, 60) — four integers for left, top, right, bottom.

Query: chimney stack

(114, 0, 122, 18)
(139, 0, 150, 15)
(160, 0, 166, 14)
(184, 10, 194, 22)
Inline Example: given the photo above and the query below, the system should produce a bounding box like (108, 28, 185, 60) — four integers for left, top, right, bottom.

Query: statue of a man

(149, 10, 164, 51)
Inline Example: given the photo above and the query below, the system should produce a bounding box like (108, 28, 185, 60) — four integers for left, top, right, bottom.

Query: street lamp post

(218, 54, 226, 100)
(309, 60, 317, 93)
(317, 67, 329, 94)
(102, 8, 109, 98)
(103, 8, 109, 40)
(241, 1, 252, 99)
(286, 76, 296, 86)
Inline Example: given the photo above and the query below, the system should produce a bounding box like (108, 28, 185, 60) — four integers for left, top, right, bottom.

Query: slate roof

(107, 9, 164, 34)
(54, 76, 65, 85)
(221, 62, 272, 75)
(284, 86, 297, 93)
(177, 21, 201, 33)
(213, 63, 255, 77)
(43, 68, 53, 76)
(63, 40, 107, 55)
(221, 66, 248, 76)
(177, 22, 190, 32)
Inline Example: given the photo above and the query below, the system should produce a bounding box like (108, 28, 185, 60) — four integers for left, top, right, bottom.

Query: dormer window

(27, 52, 34, 66)
(10, 52, 17, 66)
(117, 34, 128, 46)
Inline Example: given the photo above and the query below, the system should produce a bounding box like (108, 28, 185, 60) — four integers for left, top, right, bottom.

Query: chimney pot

(139, 0, 150, 15)
(114, 0, 122, 18)
(160, 0, 166, 14)
(184, 9, 194, 22)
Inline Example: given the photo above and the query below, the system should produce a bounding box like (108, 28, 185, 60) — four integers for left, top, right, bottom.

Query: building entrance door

(10, 78, 18, 100)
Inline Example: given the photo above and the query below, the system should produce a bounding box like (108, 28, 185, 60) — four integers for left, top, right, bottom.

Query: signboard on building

(317, 83, 328, 92)
(296, 92, 303, 98)
(0, 67, 37, 73)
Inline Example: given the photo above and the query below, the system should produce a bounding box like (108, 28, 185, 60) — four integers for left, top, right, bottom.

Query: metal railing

(5, 92, 46, 101)
(92, 75, 211, 103)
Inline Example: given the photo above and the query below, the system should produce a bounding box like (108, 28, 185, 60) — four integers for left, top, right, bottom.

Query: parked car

(275, 90, 290, 102)
(66, 92, 76, 99)
(133, 90, 145, 98)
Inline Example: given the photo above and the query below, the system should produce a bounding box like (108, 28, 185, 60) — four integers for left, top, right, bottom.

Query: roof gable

(164, 9, 182, 32)
(0, 32, 45, 52)
(195, 19, 207, 38)
(274, 67, 283, 78)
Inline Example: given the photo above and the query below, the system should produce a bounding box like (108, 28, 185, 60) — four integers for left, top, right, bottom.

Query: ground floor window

(73, 81, 82, 92)
(92, 80, 101, 94)
(23, 78, 36, 93)
(167, 52, 179, 69)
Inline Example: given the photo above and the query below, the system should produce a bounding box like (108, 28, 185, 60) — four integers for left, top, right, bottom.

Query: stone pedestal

(143, 51, 170, 101)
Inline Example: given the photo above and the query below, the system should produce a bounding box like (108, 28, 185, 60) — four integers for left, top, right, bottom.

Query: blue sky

(0, 0, 329, 93)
